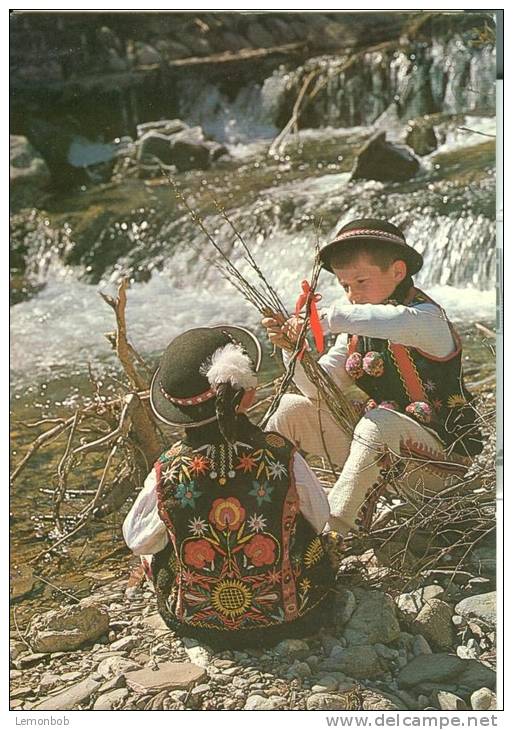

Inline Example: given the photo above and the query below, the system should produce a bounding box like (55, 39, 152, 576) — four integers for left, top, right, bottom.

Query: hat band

(332, 229, 406, 245)
(159, 382, 216, 406)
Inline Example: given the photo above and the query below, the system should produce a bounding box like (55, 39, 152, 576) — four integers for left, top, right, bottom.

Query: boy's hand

(261, 313, 304, 350)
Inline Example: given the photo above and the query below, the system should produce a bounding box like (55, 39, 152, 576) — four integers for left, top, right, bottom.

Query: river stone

(455, 592, 496, 629)
(136, 119, 186, 139)
(397, 654, 496, 691)
(28, 604, 109, 653)
(470, 687, 497, 711)
(325, 645, 384, 678)
(412, 598, 454, 650)
(97, 656, 141, 679)
(412, 634, 432, 656)
(244, 695, 287, 710)
(93, 688, 129, 710)
(343, 590, 400, 646)
(351, 131, 420, 182)
(395, 585, 445, 616)
(434, 690, 466, 711)
(33, 678, 100, 710)
(125, 662, 207, 693)
(10, 136, 51, 209)
(274, 638, 310, 657)
(405, 119, 438, 156)
(169, 127, 211, 172)
(109, 635, 138, 651)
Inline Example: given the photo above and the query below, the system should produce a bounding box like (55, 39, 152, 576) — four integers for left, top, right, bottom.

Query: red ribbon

(295, 280, 324, 354)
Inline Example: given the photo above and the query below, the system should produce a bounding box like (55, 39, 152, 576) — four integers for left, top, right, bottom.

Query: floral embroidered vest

(154, 426, 333, 640)
(344, 288, 483, 457)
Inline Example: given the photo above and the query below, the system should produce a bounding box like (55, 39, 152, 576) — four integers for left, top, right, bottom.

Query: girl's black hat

(319, 218, 424, 275)
(150, 325, 262, 427)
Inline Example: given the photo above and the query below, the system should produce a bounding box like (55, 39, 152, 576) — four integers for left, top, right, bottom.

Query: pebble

(93, 688, 129, 710)
(471, 687, 497, 711)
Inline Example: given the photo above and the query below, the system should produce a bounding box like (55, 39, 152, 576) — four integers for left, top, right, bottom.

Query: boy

(263, 218, 482, 536)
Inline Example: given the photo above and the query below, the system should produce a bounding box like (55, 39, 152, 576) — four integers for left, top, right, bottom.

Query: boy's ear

(392, 259, 408, 282)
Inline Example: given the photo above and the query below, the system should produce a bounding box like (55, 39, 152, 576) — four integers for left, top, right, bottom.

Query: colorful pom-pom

(405, 401, 432, 424)
(363, 351, 385, 377)
(346, 352, 364, 379)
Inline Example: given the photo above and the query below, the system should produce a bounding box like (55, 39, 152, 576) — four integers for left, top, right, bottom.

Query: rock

(323, 645, 384, 678)
(137, 132, 176, 168)
(435, 690, 466, 711)
(134, 42, 161, 66)
(97, 656, 141, 679)
(470, 687, 497, 711)
(374, 643, 399, 660)
(244, 694, 287, 710)
(455, 592, 496, 629)
(333, 589, 356, 631)
(457, 645, 478, 660)
(395, 585, 444, 616)
(274, 638, 310, 658)
(351, 132, 420, 182)
(141, 613, 169, 635)
(60, 671, 83, 682)
(39, 672, 61, 691)
(15, 653, 48, 668)
(188, 683, 210, 708)
(169, 127, 211, 172)
(93, 688, 129, 710)
(98, 674, 126, 694)
(10, 686, 35, 699)
(397, 654, 496, 691)
(363, 690, 408, 711)
(183, 640, 213, 668)
(33, 678, 100, 711)
(9, 639, 26, 662)
(28, 604, 109, 653)
(10, 136, 51, 210)
(110, 636, 138, 652)
(412, 598, 454, 650)
(125, 662, 207, 693)
(312, 676, 339, 693)
(136, 119, 187, 139)
(343, 590, 400, 646)
(406, 119, 438, 156)
(452, 615, 465, 627)
(412, 635, 432, 656)
(307, 692, 360, 711)
(10, 564, 36, 601)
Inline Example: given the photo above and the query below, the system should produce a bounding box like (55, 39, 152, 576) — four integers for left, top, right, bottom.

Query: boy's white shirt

(123, 452, 330, 555)
(283, 299, 457, 399)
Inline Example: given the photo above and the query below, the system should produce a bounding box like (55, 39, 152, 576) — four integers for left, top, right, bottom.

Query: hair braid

(215, 382, 243, 443)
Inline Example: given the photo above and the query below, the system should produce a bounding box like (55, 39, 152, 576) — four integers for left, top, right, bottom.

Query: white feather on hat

(200, 343, 257, 390)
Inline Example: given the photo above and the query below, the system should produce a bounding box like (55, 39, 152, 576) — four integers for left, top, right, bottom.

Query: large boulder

(28, 604, 109, 653)
(10, 135, 51, 210)
(351, 131, 420, 182)
(411, 598, 455, 650)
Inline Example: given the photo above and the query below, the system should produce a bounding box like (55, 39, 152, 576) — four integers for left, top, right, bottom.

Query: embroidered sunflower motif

(447, 394, 467, 408)
(211, 579, 252, 618)
(304, 536, 324, 568)
(265, 433, 285, 448)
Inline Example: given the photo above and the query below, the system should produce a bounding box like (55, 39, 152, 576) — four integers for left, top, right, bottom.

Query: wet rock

(97, 656, 141, 679)
(169, 127, 212, 171)
(455, 592, 496, 629)
(137, 132, 176, 168)
(28, 604, 109, 653)
(351, 132, 420, 182)
(406, 119, 438, 156)
(412, 598, 454, 650)
(397, 654, 496, 691)
(434, 690, 467, 711)
(133, 42, 161, 66)
(125, 662, 207, 693)
(244, 694, 287, 710)
(10, 136, 51, 210)
(343, 590, 400, 646)
(93, 688, 129, 710)
(33, 678, 100, 711)
(470, 687, 497, 711)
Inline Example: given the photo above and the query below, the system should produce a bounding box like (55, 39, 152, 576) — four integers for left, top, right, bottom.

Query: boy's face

(332, 253, 407, 305)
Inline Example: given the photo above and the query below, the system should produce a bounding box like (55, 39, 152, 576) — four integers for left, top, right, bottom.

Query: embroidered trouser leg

(266, 395, 468, 535)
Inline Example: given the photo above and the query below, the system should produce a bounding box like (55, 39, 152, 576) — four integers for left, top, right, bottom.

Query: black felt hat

(319, 218, 423, 275)
(150, 325, 262, 427)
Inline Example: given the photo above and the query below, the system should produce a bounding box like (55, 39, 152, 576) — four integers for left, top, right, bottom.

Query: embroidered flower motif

(447, 394, 467, 408)
(304, 536, 323, 568)
(249, 480, 274, 506)
(209, 497, 246, 532)
(161, 462, 180, 481)
(267, 460, 287, 480)
(183, 539, 216, 569)
(299, 577, 311, 593)
(236, 453, 258, 473)
(405, 401, 432, 424)
(378, 400, 398, 411)
(162, 443, 184, 461)
(248, 513, 267, 533)
(211, 579, 252, 618)
(363, 351, 385, 377)
(364, 399, 378, 412)
(175, 480, 202, 508)
(345, 352, 364, 379)
(189, 455, 210, 475)
(243, 534, 277, 566)
(424, 379, 436, 393)
(265, 567, 282, 585)
(188, 516, 208, 536)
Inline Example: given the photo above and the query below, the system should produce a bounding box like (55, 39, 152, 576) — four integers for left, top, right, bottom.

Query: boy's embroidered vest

(154, 429, 333, 639)
(345, 288, 483, 457)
